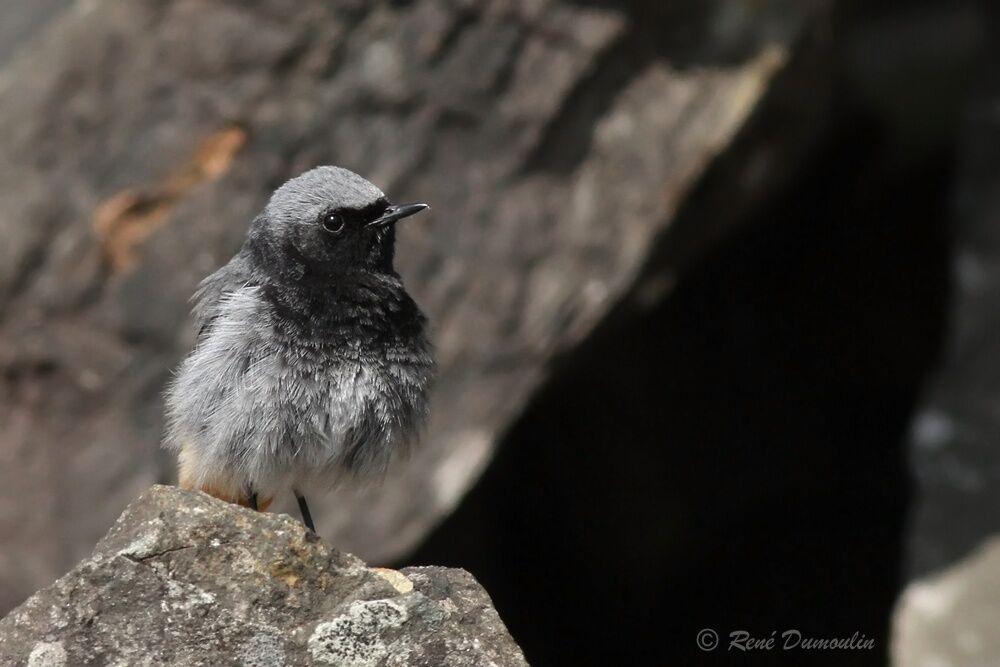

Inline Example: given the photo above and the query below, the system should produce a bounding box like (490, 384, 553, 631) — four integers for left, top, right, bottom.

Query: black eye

(322, 211, 345, 233)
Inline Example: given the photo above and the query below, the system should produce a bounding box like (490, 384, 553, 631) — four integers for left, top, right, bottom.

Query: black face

(308, 198, 396, 273)
(250, 184, 427, 284)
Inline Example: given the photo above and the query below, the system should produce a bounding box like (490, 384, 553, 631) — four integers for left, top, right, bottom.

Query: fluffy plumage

(164, 167, 433, 505)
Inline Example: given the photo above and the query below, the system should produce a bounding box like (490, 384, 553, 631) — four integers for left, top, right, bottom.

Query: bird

(163, 166, 434, 532)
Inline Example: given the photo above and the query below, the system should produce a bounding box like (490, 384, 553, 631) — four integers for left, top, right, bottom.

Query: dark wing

(191, 253, 254, 339)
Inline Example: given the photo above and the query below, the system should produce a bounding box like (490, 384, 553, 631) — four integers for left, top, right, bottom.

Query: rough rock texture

(0, 0, 830, 611)
(0, 485, 528, 667)
(893, 538, 1000, 667)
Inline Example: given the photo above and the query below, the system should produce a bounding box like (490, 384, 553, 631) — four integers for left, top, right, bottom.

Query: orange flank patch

(187, 480, 274, 513)
(177, 443, 272, 511)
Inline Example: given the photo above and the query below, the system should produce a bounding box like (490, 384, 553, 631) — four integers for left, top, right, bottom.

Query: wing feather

(191, 253, 254, 339)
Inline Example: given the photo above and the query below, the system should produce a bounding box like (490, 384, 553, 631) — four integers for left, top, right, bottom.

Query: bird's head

(251, 166, 427, 278)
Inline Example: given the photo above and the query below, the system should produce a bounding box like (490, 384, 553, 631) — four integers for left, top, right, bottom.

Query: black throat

(246, 244, 422, 349)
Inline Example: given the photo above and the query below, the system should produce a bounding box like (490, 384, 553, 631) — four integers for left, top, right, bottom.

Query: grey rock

(904, 2, 1000, 578)
(893, 7, 1000, 663)
(0, 485, 528, 667)
(893, 537, 1000, 667)
(0, 0, 71, 65)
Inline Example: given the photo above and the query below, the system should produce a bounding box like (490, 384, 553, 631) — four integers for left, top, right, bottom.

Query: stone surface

(892, 4, 1000, 663)
(893, 537, 1000, 667)
(0, 0, 829, 611)
(0, 485, 528, 667)
(904, 1, 1000, 578)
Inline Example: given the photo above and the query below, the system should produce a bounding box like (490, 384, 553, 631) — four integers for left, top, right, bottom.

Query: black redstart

(164, 166, 434, 531)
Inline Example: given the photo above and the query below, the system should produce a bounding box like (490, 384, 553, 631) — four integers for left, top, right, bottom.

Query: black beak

(368, 202, 429, 227)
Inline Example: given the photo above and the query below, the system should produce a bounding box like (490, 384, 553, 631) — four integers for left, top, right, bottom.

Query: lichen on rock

(0, 486, 528, 667)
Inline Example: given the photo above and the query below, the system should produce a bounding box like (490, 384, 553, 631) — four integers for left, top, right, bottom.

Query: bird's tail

(177, 443, 272, 511)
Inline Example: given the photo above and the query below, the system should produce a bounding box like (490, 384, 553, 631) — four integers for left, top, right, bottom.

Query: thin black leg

(248, 492, 259, 511)
(295, 490, 316, 532)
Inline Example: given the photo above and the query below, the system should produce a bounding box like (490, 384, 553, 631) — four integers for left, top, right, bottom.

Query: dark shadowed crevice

(407, 109, 953, 666)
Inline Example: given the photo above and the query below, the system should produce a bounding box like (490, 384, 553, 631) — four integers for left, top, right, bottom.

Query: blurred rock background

(0, 0, 997, 665)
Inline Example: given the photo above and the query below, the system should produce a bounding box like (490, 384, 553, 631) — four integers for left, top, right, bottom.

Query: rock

(893, 537, 1000, 667)
(0, 485, 528, 667)
(892, 6, 1000, 663)
(0, 0, 71, 65)
(903, 1, 999, 577)
(0, 0, 831, 611)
